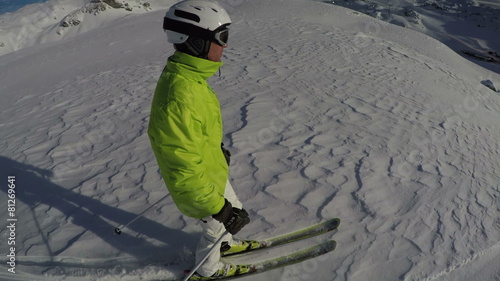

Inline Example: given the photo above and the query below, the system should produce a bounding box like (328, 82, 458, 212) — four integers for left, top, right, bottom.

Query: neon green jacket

(148, 51, 228, 219)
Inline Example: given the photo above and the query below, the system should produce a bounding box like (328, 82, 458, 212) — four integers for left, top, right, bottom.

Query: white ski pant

(195, 180, 243, 277)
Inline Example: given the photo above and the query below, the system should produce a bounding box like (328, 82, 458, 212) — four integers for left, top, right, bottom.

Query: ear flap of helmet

(174, 37, 211, 59)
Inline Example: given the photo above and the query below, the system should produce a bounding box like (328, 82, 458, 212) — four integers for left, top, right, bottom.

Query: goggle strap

(164, 17, 217, 43)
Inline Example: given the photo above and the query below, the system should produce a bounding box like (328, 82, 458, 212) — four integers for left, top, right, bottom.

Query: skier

(147, 0, 253, 278)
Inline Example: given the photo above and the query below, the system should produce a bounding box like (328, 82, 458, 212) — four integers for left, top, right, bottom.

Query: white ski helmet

(164, 0, 232, 44)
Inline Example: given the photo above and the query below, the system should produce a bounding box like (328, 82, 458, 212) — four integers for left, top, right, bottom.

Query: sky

(0, 0, 48, 14)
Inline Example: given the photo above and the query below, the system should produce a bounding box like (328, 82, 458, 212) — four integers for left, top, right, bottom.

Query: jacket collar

(167, 51, 223, 81)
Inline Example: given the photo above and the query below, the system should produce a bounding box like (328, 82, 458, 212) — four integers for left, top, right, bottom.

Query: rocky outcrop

(60, 0, 151, 27)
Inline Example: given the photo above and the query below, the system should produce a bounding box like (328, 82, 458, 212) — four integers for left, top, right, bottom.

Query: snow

(1, 0, 500, 280)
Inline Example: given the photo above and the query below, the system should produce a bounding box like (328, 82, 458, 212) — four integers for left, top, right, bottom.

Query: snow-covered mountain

(327, 0, 500, 73)
(1, 0, 499, 72)
(0, 0, 175, 57)
(0, 0, 499, 280)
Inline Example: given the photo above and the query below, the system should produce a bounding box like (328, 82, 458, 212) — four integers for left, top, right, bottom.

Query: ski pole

(182, 230, 229, 281)
(114, 194, 170, 235)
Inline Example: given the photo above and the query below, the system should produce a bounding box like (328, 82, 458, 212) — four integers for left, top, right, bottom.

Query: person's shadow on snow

(0, 155, 197, 265)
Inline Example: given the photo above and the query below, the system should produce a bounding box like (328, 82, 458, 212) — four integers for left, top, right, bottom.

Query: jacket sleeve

(148, 100, 225, 219)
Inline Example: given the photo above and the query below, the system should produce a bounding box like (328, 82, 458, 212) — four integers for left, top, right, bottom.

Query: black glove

(221, 143, 231, 165)
(212, 199, 250, 235)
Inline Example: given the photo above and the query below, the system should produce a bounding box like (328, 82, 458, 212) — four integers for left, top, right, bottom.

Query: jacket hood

(166, 51, 223, 81)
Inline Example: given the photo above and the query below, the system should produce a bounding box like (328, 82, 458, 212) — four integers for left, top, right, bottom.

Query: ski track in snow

(0, 0, 500, 280)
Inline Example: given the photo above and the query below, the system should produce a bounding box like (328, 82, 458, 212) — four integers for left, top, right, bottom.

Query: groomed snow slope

(0, 0, 499, 280)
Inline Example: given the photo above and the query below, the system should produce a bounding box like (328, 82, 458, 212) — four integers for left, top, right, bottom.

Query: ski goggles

(163, 17, 230, 46)
(212, 27, 229, 46)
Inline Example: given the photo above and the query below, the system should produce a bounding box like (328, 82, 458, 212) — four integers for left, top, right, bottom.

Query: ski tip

(320, 240, 337, 253)
(328, 218, 341, 229)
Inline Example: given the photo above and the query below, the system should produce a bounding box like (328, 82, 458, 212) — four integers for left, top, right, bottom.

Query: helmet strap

(174, 37, 211, 59)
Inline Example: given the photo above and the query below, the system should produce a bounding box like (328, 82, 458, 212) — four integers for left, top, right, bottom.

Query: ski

(187, 240, 337, 281)
(222, 217, 340, 257)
